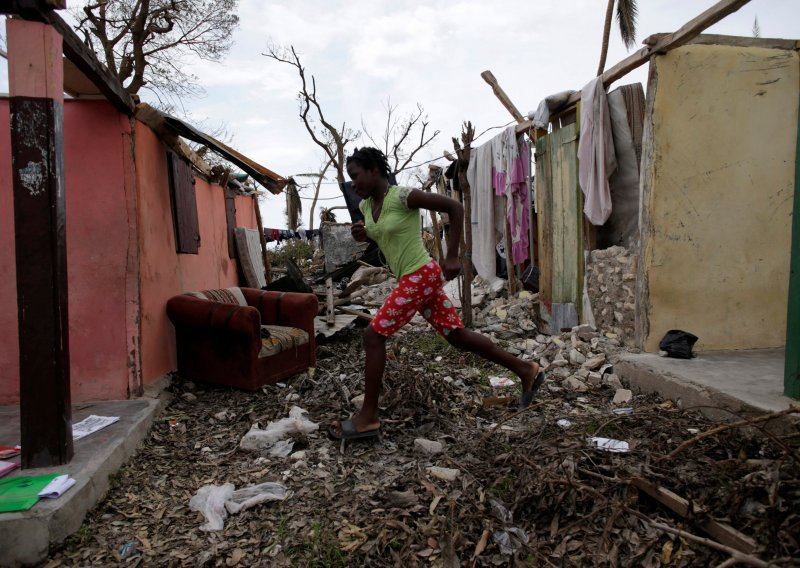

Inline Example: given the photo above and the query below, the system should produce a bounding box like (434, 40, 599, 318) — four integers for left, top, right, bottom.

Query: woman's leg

(331, 326, 386, 435)
(445, 327, 540, 392)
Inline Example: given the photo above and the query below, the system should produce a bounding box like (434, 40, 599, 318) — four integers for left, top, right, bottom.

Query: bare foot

(519, 361, 541, 395)
(330, 412, 381, 437)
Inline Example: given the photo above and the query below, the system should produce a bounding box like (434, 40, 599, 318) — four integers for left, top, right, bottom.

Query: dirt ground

(42, 310, 800, 567)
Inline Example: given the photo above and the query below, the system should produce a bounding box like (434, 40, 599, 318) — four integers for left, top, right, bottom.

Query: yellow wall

(640, 43, 799, 352)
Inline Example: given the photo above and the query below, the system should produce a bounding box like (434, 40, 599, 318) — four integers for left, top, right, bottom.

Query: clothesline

(263, 228, 319, 243)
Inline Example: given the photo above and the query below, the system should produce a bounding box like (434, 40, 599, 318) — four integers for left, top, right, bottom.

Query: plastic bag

(189, 483, 235, 531)
(239, 406, 319, 451)
(659, 329, 698, 359)
(189, 481, 288, 531)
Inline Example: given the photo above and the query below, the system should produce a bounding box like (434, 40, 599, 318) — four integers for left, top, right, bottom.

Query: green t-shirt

(359, 186, 431, 279)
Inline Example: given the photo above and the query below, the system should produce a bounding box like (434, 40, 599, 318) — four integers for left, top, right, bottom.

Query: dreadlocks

(346, 147, 391, 179)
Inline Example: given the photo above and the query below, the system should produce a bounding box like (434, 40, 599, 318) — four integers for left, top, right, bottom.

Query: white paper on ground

(72, 415, 120, 441)
(489, 376, 515, 388)
(38, 474, 77, 498)
(588, 437, 630, 453)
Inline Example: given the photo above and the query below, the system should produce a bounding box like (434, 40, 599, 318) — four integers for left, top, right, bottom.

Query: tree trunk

(597, 0, 615, 76)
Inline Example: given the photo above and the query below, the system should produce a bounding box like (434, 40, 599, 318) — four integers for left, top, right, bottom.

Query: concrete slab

(0, 394, 168, 567)
(616, 349, 799, 422)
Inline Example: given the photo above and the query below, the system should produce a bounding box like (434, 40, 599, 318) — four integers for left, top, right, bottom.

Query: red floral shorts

(370, 260, 464, 338)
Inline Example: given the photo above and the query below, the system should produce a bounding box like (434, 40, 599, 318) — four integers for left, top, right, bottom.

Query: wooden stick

(663, 406, 800, 461)
(648, 522, 768, 568)
(454, 122, 475, 327)
(631, 477, 756, 553)
(337, 306, 373, 321)
(504, 202, 518, 294)
(253, 194, 272, 285)
(481, 70, 526, 124)
(325, 277, 335, 325)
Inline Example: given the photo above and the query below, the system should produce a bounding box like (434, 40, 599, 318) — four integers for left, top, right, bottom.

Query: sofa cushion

(259, 325, 309, 358)
(186, 287, 247, 306)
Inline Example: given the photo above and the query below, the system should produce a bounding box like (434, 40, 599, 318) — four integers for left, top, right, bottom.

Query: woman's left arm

(406, 190, 464, 280)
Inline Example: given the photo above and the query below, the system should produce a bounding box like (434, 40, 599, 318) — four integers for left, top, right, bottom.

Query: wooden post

(326, 277, 335, 326)
(8, 18, 73, 467)
(454, 123, 475, 327)
(504, 208, 518, 294)
(253, 193, 272, 285)
(785, 97, 800, 399)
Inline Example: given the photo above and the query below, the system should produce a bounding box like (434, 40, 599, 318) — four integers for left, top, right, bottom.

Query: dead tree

(263, 45, 357, 192)
(453, 122, 475, 327)
(421, 165, 444, 263)
(361, 98, 440, 183)
(76, 0, 239, 102)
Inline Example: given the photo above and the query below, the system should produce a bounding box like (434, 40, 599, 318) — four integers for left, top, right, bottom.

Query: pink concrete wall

(0, 100, 133, 403)
(0, 102, 18, 404)
(135, 122, 259, 383)
(0, 99, 260, 403)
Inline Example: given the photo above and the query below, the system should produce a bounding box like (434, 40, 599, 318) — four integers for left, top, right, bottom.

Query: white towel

(578, 77, 617, 225)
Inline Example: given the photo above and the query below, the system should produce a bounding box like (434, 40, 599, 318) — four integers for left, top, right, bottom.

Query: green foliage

(268, 240, 316, 268)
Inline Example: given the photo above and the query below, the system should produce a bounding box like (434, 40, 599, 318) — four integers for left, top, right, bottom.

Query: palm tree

(597, 0, 638, 76)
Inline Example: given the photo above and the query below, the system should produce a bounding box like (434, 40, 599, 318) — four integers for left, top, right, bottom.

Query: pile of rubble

(585, 245, 637, 346)
(45, 261, 800, 566)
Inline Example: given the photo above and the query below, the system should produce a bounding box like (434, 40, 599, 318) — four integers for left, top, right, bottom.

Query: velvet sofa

(166, 287, 318, 391)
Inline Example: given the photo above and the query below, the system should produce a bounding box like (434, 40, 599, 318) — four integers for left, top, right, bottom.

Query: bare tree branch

(74, 0, 239, 102)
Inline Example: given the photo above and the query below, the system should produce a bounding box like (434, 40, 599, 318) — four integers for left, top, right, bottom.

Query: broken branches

(662, 406, 800, 462)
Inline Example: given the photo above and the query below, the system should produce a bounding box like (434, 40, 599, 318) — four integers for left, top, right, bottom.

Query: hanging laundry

(466, 142, 505, 290)
(491, 126, 531, 265)
(578, 76, 617, 226)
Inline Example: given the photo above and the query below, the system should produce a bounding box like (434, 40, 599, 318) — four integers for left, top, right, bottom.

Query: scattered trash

(37, 474, 76, 498)
(556, 419, 573, 429)
(0, 445, 21, 459)
(189, 481, 288, 531)
(492, 527, 529, 555)
(414, 438, 444, 455)
(489, 376, 515, 388)
(612, 388, 633, 404)
(72, 415, 120, 441)
(612, 407, 634, 415)
(588, 437, 630, 453)
(239, 406, 318, 452)
(659, 329, 698, 359)
(489, 498, 513, 523)
(268, 439, 294, 458)
(120, 541, 139, 559)
(0, 460, 20, 478)
(427, 466, 459, 482)
(687, 428, 700, 434)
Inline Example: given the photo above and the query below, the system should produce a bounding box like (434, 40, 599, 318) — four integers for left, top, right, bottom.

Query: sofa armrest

(166, 295, 260, 337)
(241, 288, 319, 331)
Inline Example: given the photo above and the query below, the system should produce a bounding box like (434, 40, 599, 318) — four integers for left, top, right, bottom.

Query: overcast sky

(2, 1, 799, 231)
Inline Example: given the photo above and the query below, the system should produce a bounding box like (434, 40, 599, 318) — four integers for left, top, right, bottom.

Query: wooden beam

(631, 477, 757, 554)
(161, 114, 287, 194)
(514, 0, 753, 135)
(8, 18, 73, 468)
(568, 0, 752, 106)
(481, 70, 526, 124)
(135, 104, 213, 178)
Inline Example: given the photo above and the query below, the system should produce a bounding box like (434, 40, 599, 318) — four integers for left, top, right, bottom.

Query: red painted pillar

(7, 18, 73, 467)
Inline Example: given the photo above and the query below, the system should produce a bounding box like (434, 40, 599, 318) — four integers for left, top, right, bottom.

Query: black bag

(659, 330, 698, 359)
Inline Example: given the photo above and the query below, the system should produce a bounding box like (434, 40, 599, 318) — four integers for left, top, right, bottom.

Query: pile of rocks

(585, 245, 637, 346)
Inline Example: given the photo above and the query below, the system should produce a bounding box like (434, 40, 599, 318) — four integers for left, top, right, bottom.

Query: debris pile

(586, 245, 637, 345)
(45, 269, 799, 566)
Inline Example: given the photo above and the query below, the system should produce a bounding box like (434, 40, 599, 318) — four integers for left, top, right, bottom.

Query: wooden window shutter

(224, 187, 237, 259)
(167, 151, 200, 254)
